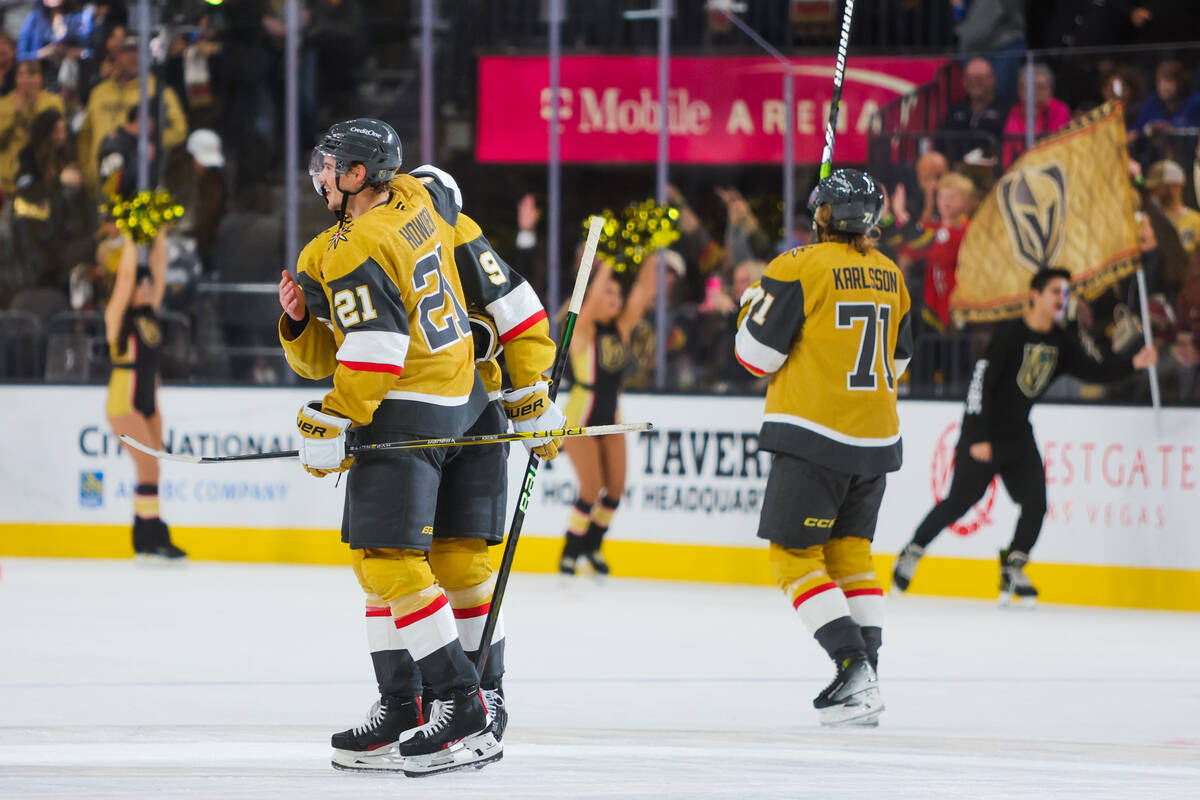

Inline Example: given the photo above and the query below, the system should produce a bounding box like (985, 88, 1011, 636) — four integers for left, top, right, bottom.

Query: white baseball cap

(187, 129, 225, 168)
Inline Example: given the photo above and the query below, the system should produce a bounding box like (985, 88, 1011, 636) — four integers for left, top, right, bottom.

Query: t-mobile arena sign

(477, 55, 946, 164)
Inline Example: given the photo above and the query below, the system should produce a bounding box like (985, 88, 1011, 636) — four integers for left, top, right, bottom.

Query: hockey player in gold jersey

(736, 169, 912, 727)
(275, 119, 560, 776)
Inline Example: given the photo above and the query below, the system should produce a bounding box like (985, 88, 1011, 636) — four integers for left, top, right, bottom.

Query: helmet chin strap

(333, 171, 370, 226)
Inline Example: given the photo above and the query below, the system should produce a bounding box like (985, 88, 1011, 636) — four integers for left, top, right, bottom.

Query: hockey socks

(365, 602, 421, 698)
(391, 590, 480, 697)
(446, 580, 506, 690)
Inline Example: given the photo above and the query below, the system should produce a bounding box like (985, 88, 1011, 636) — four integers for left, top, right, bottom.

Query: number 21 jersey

(735, 241, 913, 475)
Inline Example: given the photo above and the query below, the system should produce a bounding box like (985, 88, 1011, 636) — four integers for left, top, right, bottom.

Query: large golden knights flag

(951, 102, 1142, 323)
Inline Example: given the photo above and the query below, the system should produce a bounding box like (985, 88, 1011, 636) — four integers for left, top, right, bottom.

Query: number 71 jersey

(735, 241, 913, 475)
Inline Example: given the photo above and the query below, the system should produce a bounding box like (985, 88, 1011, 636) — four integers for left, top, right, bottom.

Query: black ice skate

(999, 549, 1038, 608)
(582, 548, 610, 576)
(398, 685, 502, 777)
(560, 535, 586, 576)
(133, 519, 187, 562)
(483, 684, 508, 742)
(891, 542, 924, 592)
(813, 654, 884, 727)
(330, 694, 423, 772)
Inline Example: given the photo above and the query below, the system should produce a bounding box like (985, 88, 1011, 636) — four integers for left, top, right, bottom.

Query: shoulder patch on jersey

(410, 164, 463, 211)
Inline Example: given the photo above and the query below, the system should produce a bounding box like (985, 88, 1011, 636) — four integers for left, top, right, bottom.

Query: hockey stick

(819, 0, 856, 180)
(474, 215, 604, 676)
(117, 421, 648, 464)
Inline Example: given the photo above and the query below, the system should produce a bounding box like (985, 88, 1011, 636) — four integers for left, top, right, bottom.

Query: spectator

(97, 100, 156, 199)
(953, 0, 1026, 107)
(1146, 160, 1200, 257)
(893, 150, 948, 226)
(1132, 60, 1200, 137)
(0, 32, 16, 94)
(899, 172, 976, 334)
(940, 58, 1009, 164)
(715, 185, 774, 272)
(180, 128, 227, 270)
(1173, 256, 1200, 400)
(11, 107, 93, 288)
(1002, 63, 1071, 165)
(16, 0, 94, 91)
(1101, 65, 1146, 131)
(0, 59, 66, 199)
(77, 34, 187, 193)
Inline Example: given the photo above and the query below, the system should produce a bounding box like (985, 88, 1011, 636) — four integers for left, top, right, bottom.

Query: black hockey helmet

(807, 168, 885, 235)
(309, 118, 402, 190)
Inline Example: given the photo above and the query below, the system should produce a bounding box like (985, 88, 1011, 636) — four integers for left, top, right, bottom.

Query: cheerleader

(104, 235, 186, 560)
(559, 258, 657, 575)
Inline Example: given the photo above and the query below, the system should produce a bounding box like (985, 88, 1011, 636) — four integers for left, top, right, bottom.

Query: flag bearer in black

(892, 268, 1157, 605)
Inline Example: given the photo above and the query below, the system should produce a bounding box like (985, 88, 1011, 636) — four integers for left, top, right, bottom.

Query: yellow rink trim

(1, 523, 1197, 612)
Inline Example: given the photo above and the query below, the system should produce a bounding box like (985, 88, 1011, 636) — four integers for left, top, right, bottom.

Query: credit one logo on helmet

(349, 127, 382, 137)
(930, 422, 997, 536)
(997, 162, 1067, 274)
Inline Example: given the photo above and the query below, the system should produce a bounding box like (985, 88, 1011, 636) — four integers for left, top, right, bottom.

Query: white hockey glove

(296, 401, 354, 477)
(501, 381, 566, 460)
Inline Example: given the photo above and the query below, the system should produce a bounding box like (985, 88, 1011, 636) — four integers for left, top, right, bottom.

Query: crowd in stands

(1, 1, 1199, 405)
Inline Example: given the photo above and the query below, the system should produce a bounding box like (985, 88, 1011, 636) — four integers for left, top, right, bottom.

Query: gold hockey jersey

(280, 167, 555, 429)
(735, 241, 913, 475)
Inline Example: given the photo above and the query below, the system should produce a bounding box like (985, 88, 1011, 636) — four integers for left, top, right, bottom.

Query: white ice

(1, 558, 1198, 799)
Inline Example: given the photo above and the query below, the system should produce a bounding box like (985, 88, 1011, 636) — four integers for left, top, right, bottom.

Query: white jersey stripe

(735, 325, 787, 375)
(411, 164, 463, 211)
(793, 583, 851, 634)
(383, 389, 473, 406)
(846, 593, 886, 628)
(763, 412, 901, 448)
(392, 595, 458, 661)
(336, 330, 409, 370)
(486, 282, 546, 337)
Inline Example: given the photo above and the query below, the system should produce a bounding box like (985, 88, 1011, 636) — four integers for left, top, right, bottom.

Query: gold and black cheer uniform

(107, 305, 162, 418)
(564, 321, 631, 427)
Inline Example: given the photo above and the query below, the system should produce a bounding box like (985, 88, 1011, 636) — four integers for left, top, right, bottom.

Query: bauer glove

(296, 401, 354, 477)
(501, 380, 566, 460)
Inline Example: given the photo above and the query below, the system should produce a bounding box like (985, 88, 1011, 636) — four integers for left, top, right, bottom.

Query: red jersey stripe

(393, 593, 449, 629)
(499, 309, 548, 344)
(365, 606, 391, 618)
(339, 360, 405, 376)
(844, 588, 885, 598)
(793, 581, 839, 609)
(735, 351, 768, 377)
(452, 603, 491, 619)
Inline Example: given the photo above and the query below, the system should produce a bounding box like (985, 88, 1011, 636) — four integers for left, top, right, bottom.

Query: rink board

(1, 386, 1198, 611)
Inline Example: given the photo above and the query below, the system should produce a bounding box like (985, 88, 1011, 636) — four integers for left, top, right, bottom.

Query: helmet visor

(309, 147, 336, 198)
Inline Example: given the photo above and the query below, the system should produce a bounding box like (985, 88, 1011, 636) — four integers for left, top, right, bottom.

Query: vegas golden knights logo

(1017, 342, 1058, 398)
(135, 316, 162, 347)
(997, 162, 1067, 274)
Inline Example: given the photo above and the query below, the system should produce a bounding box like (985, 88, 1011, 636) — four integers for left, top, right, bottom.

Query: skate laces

(350, 699, 385, 737)
(414, 697, 453, 737)
(482, 689, 504, 717)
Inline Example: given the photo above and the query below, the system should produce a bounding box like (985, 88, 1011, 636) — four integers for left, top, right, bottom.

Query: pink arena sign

(476, 55, 947, 164)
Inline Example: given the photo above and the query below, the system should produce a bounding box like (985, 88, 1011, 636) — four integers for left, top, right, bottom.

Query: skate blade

(402, 732, 503, 778)
(134, 553, 188, 567)
(998, 591, 1037, 609)
(818, 688, 884, 728)
(330, 746, 406, 773)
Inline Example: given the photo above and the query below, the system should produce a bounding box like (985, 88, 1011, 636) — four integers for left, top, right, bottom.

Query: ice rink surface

(1, 557, 1198, 799)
